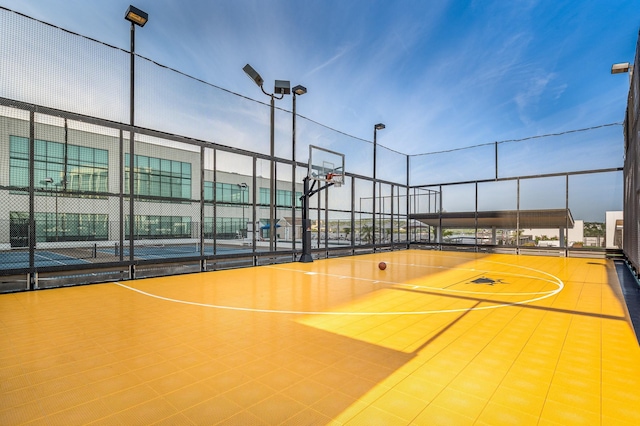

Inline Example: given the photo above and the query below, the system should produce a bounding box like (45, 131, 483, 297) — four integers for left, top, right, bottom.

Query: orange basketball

(378, 262, 387, 270)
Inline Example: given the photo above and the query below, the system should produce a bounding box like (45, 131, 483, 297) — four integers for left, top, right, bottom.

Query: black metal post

(373, 128, 377, 247)
(406, 154, 410, 247)
(495, 141, 499, 180)
(200, 146, 205, 265)
(292, 91, 297, 253)
(372, 123, 385, 248)
(28, 111, 35, 287)
(119, 129, 124, 262)
(54, 188, 58, 242)
(124, 5, 148, 275)
(128, 21, 136, 278)
(270, 95, 276, 252)
(300, 177, 313, 262)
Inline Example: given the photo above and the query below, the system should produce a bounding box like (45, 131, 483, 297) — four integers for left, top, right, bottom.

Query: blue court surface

(0, 250, 92, 270)
(0, 245, 254, 270)
(111, 244, 251, 260)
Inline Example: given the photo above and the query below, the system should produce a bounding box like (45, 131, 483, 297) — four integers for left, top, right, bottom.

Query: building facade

(0, 112, 303, 250)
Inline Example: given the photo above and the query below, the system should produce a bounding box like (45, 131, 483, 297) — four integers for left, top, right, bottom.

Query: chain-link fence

(0, 6, 630, 292)
(410, 170, 622, 254)
(0, 104, 401, 290)
(623, 30, 640, 275)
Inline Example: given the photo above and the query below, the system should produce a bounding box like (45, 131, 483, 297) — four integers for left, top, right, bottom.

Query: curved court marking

(115, 256, 564, 315)
(277, 267, 559, 296)
(272, 257, 563, 296)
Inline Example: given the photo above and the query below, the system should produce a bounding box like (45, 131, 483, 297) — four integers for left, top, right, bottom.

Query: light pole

(373, 123, 385, 247)
(292, 85, 307, 158)
(292, 84, 306, 250)
(40, 177, 58, 241)
(124, 5, 148, 270)
(243, 64, 290, 252)
(238, 183, 248, 238)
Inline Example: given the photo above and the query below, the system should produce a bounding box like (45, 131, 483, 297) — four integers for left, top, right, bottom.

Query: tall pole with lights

(238, 183, 248, 237)
(291, 85, 306, 251)
(40, 178, 56, 241)
(372, 123, 385, 247)
(124, 5, 148, 276)
(243, 64, 290, 252)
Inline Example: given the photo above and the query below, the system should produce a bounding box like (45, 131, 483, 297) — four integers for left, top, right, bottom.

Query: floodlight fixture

(274, 80, 291, 95)
(125, 5, 148, 27)
(375, 123, 386, 130)
(611, 62, 632, 74)
(292, 85, 307, 96)
(125, 4, 149, 269)
(40, 177, 53, 187)
(243, 64, 264, 87)
(241, 63, 291, 251)
(238, 182, 248, 206)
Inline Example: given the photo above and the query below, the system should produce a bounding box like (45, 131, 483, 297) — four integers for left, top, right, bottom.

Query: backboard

(308, 145, 345, 187)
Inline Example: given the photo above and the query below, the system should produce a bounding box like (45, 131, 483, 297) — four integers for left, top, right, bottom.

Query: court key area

(1, 250, 640, 425)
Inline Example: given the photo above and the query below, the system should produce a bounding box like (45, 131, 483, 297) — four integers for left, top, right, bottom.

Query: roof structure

(410, 209, 574, 229)
(279, 217, 304, 227)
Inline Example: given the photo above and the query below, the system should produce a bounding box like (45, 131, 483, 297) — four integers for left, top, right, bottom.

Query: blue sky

(7, 0, 638, 153)
(1, 0, 637, 221)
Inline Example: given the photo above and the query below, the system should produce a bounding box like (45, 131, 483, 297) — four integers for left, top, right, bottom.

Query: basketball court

(2, 250, 639, 425)
(0, 7, 639, 425)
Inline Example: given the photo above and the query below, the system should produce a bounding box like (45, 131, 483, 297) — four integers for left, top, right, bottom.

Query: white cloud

(1, 0, 634, 185)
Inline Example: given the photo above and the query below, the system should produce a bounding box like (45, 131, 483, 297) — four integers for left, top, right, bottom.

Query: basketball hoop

(328, 173, 343, 187)
(308, 145, 345, 186)
(301, 146, 345, 263)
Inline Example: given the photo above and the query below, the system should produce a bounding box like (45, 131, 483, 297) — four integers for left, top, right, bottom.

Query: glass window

(149, 157, 160, 171)
(161, 159, 171, 173)
(207, 182, 250, 204)
(125, 215, 192, 238)
(276, 189, 287, 206)
(203, 216, 244, 238)
(95, 149, 108, 166)
(261, 188, 299, 208)
(10, 136, 108, 193)
(260, 187, 270, 205)
(204, 181, 214, 202)
(124, 154, 192, 199)
(11, 211, 108, 242)
(137, 155, 149, 171)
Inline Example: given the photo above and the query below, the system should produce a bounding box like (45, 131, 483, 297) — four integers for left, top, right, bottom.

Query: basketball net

(326, 173, 343, 187)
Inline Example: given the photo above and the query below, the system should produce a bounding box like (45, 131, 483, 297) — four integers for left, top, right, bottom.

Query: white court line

(350, 255, 566, 294)
(115, 257, 564, 315)
(34, 252, 91, 266)
(268, 261, 561, 296)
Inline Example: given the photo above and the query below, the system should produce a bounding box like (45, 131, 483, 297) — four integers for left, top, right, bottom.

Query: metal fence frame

(0, 97, 410, 292)
(0, 7, 632, 292)
(409, 169, 623, 258)
(623, 29, 640, 276)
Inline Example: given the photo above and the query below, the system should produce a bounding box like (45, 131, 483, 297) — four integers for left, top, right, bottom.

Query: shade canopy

(411, 209, 575, 229)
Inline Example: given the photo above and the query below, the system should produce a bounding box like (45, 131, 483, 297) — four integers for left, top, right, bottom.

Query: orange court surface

(1, 250, 640, 425)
